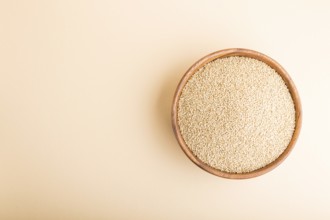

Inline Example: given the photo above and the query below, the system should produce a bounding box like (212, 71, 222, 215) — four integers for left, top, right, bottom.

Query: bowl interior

(171, 48, 302, 179)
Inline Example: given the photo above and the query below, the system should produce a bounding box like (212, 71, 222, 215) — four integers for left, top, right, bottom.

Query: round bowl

(171, 48, 302, 179)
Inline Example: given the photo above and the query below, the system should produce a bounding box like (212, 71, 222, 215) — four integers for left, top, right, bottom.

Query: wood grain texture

(171, 48, 302, 179)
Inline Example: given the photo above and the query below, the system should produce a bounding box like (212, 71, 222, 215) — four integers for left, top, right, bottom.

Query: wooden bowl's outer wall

(171, 48, 302, 179)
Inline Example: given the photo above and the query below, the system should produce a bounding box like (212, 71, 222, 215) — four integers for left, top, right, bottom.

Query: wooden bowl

(171, 48, 302, 179)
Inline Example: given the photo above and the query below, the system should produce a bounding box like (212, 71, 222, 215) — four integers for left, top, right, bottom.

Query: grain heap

(178, 56, 295, 173)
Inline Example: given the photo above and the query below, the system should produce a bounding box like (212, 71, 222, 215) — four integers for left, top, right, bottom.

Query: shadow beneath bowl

(153, 63, 191, 163)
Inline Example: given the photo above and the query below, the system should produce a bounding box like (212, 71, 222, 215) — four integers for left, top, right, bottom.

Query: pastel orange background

(0, 1, 329, 219)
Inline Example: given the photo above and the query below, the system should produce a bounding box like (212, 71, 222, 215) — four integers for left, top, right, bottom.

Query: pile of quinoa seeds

(178, 56, 296, 173)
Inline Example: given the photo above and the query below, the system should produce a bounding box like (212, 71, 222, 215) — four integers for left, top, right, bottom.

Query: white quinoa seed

(178, 56, 296, 173)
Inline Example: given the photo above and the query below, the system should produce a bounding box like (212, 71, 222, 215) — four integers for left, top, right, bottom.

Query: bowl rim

(171, 48, 302, 179)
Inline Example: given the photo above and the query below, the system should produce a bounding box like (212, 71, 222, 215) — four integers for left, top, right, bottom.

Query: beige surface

(0, 0, 329, 219)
